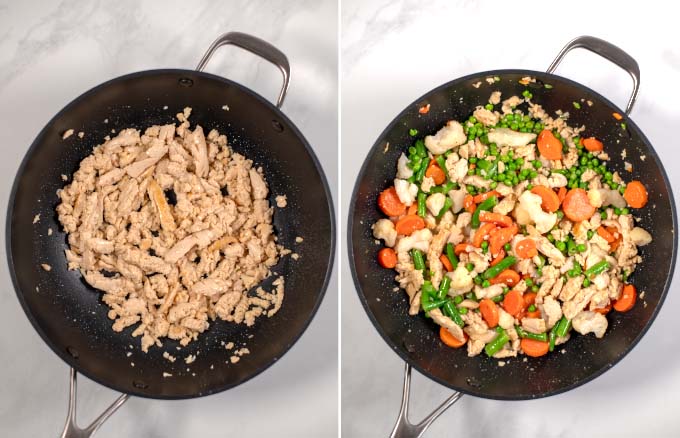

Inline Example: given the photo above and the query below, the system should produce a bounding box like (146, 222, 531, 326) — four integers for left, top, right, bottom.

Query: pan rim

(347, 67, 678, 401)
(6, 68, 336, 400)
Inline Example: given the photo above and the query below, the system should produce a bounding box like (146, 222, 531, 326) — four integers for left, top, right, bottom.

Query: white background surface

(341, 1, 680, 437)
(0, 1, 338, 437)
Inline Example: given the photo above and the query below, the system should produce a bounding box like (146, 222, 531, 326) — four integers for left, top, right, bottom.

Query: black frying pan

(348, 36, 676, 436)
(7, 32, 334, 436)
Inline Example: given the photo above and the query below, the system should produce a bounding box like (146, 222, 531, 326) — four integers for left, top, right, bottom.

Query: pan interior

(349, 70, 676, 400)
(7, 69, 334, 399)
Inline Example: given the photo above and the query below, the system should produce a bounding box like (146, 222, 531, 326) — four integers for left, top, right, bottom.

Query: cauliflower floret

(394, 178, 418, 206)
(587, 188, 626, 209)
(424, 121, 466, 155)
(421, 176, 435, 193)
(447, 265, 474, 294)
(630, 227, 652, 246)
(547, 173, 568, 188)
(396, 153, 414, 179)
(518, 191, 557, 234)
(372, 219, 397, 247)
(426, 193, 446, 216)
(487, 128, 536, 147)
(572, 311, 608, 338)
(395, 228, 432, 254)
(449, 189, 467, 213)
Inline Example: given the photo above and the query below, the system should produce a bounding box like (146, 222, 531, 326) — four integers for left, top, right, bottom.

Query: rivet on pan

(178, 78, 194, 87)
(132, 380, 149, 389)
(66, 346, 79, 359)
(466, 377, 482, 388)
(271, 120, 284, 133)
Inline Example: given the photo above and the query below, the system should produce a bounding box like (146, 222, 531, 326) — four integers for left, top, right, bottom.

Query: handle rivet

(272, 120, 284, 133)
(178, 78, 194, 87)
(66, 346, 79, 359)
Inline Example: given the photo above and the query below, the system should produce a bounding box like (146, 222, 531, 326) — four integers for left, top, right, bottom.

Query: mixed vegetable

(373, 83, 652, 359)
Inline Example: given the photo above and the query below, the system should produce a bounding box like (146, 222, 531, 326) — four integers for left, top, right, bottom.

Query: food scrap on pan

(56, 108, 288, 353)
(373, 90, 651, 359)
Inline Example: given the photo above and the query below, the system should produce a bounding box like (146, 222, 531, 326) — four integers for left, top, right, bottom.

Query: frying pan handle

(196, 31, 291, 109)
(60, 368, 129, 438)
(547, 35, 640, 115)
(389, 363, 463, 438)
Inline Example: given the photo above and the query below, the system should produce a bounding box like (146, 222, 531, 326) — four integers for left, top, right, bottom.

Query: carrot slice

(395, 214, 426, 236)
(502, 290, 524, 317)
(562, 188, 596, 222)
(419, 104, 431, 114)
(490, 250, 506, 267)
(557, 186, 567, 204)
(582, 137, 604, 152)
(479, 211, 513, 227)
(593, 304, 612, 315)
(537, 129, 563, 160)
(464, 195, 476, 213)
(473, 190, 500, 204)
(521, 338, 550, 357)
(473, 223, 497, 247)
(525, 310, 542, 318)
(490, 269, 520, 287)
(612, 112, 623, 121)
(489, 224, 518, 256)
(407, 203, 418, 215)
(440, 326, 467, 348)
(377, 248, 397, 269)
(440, 254, 453, 272)
(455, 243, 471, 255)
(597, 226, 616, 243)
(425, 160, 446, 185)
(523, 292, 537, 308)
(610, 237, 622, 252)
(623, 180, 648, 208)
(378, 187, 406, 217)
(479, 299, 500, 328)
(530, 185, 561, 213)
(613, 284, 637, 312)
(515, 238, 537, 259)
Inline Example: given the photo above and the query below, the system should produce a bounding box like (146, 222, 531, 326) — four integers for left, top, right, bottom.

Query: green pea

(531, 285, 539, 292)
(504, 243, 511, 251)
(526, 183, 534, 190)
(469, 116, 477, 124)
(555, 241, 566, 252)
(600, 211, 607, 219)
(533, 160, 542, 169)
(485, 103, 494, 111)
(469, 157, 478, 164)
(466, 262, 474, 272)
(587, 230, 594, 240)
(474, 275, 482, 285)
(481, 241, 489, 250)
(467, 169, 475, 176)
(614, 207, 622, 215)
(454, 295, 463, 304)
(621, 208, 630, 215)
(482, 280, 491, 288)
(547, 234, 555, 243)
(583, 278, 591, 287)
(577, 243, 587, 252)
(458, 307, 469, 315)
(490, 181, 498, 189)
(525, 279, 534, 287)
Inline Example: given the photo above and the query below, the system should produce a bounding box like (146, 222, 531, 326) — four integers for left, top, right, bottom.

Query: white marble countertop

(341, 1, 680, 437)
(0, 1, 337, 437)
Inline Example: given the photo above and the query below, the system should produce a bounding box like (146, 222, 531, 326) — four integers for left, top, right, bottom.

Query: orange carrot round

(562, 188, 596, 222)
(479, 211, 513, 227)
(439, 254, 453, 272)
(490, 269, 520, 287)
(582, 137, 604, 152)
(623, 180, 648, 208)
(515, 238, 538, 259)
(395, 214, 425, 236)
(521, 338, 550, 357)
(425, 160, 446, 185)
(439, 326, 467, 348)
(479, 299, 500, 328)
(377, 248, 397, 269)
(378, 187, 406, 217)
(614, 284, 637, 312)
(502, 289, 524, 317)
(537, 129, 563, 160)
(531, 185, 561, 213)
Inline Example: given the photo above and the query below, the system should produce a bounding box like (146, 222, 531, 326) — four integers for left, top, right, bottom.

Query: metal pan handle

(60, 368, 129, 438)
(389, 363, 463, 438)
(546, 35, 640, 115)
(196, 31, 291, 109)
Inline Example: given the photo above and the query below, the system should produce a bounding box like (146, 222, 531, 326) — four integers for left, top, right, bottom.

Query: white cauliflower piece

(572, 311, 608, 338)
(426, 193, 446, 216)
(488, 128, 536, 147)
(547, 173, 568, 188)
(396, 153, 414, 179)
(518, 191, 557, 234)
(394, 178, 418, 206)
(395, 229, 432, 254)
(587, 188, 626, 209)
(424, 121, 466, 155)
(630, 227, 652, 246)
(372, 219, 397, 247)
(447, 266, 474, 294)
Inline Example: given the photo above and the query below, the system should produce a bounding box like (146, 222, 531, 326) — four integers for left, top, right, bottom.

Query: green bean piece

(422, 298, 449, 312)
(516, 325, 548, 342)
(436, 197, 453, 219)
(555, 316, 571, 338)
(485, 327, 510, 357)
(482, 256, 517, 280)
(417, 192, 427, 217)
(436, 156, 448, 174)
(471, 195, 498, 228)
(436, 276, 451, 300)
(567, 239, 577, 256)
(473, 275, 482, 285)
(443, 300, 465, 327)
(445, 243, 459, 270)
(548, 323, 559, 352)
(585, 260, 610, 278)
(415, 140, 426, 157)
(411, 249, 425, 270)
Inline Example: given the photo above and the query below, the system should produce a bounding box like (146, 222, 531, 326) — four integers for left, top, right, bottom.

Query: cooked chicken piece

(497, 307, 515, 330)
(372, 219, 397, 248)
(147, 180, 176, 232)
(467, 339, 485, 357)
(125, 143, 168, 178)
(424, 120, 466, 155)
(445, 153, 468, 182)
(536, 237, 566, 265)
(88, 238, 114, 254)
(185, 125, 209, 177)
(501, 96, 523, 114)
(493, 194, 516, 216)
(427, 229, 450, 288)
(489, 91, 501, 105)
(521, 317, 547, 334)
(420, 176, 435, 193)
(190, 278, 227, 296)
(430, 308, 466, 342)
(473, 107, 500, 127)
(396, 153, 414, 179)
(629, 227, 652, 246)
(474, 284, 504, 300)
(572, 311, 608, 338)
(539, 296, 562, 329)
(449, 189, 467, 213)
(562, 287, 598, 320)
(547, 173, 568, 188)
(487, 128, 536, 147)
